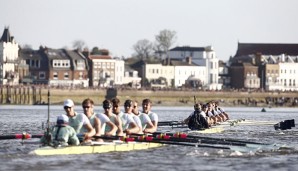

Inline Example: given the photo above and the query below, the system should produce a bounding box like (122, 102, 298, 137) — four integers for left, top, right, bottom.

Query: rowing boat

(167, 119, 246, 134)
(31, 141, 163, 156)
(188, 127, 224, 134)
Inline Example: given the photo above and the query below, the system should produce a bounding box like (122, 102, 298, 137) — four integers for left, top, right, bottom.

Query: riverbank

(33, 89, 298, 107)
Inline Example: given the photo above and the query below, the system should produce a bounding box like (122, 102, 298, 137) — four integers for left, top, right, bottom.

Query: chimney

(186, 56, 192, 64)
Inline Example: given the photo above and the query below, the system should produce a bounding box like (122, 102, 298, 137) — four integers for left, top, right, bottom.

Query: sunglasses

(83, 106, 91, 109)
(64, 106, 71, 110)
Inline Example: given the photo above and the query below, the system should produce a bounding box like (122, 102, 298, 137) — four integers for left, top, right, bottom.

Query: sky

(1, 0, 298, 61)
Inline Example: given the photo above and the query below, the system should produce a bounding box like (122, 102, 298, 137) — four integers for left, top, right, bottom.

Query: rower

(112, 98, 139, 135)
(206, 102, 221, 124)
(63, 99, 95, 142)
(132, 100, 140, 116)
(123, 99, 142, 134)
(81, 98, 117, 138)
(132, 100, 155, 133)
(102, 99, 122, 136)
(184, 103, 209, 130)
(214, 101, 229, 121)
(201, 104, 213, 127)
(141, 99, 158, 132)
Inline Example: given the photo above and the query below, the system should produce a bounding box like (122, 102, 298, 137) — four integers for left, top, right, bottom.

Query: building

(0, 27, 20, 85)
(231, 42, 298, 91)
(168, 46, 222, 90)
(83, 50, 124, 88)
(229, 62, 260, 89)
(123, 64, 141, 89)
(20, 47, 89, 87)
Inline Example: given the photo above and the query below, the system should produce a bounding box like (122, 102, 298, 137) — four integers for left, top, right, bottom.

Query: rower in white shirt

(132, 100, 155, 133)
(111, 98, 139, 135)
(102, 99, 123, 136)
(123, 99, 142, 134)
(81, 98, 117, 138)
(141, 99, 158, 133)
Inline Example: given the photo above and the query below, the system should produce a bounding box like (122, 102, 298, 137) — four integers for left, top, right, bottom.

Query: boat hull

(188, 127, 224, 134)
(32, 142, 163, 156)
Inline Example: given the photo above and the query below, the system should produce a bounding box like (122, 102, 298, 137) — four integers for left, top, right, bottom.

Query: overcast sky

(1, 0, 298, 61)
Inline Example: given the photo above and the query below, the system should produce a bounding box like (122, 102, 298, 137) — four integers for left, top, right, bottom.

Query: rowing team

(41, 98, 158, 146)
(184, 101, 230, 130)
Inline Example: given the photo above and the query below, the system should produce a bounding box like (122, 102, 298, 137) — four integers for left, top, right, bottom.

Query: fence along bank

(0, 86, 43, 105)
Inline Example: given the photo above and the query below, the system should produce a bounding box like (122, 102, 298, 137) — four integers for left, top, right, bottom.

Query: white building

(123, 65, 142, 89)
(0, 27, 19, 85)
(88, 54, 124, 87)
(143, 58, 206, 88)
(168, 46, 222, 90)
(262, 54, 298, 91)
(114, 58, 124, 85)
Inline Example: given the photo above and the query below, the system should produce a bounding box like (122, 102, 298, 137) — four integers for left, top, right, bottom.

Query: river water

(0, 105, 297, 171)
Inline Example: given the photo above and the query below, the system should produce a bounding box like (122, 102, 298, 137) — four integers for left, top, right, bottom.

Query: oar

(158, 121, 185, 126)
(130, 133, 247, 146)
(0, 133, 43, 140)
(152, 132, 270, 145)
(93, 135, 231, 150)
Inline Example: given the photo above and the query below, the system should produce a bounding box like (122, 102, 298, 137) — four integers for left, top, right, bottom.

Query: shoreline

(31, 89, 298, 107)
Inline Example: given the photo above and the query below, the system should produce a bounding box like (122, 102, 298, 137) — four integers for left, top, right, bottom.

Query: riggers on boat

(31, 141, 163, 156)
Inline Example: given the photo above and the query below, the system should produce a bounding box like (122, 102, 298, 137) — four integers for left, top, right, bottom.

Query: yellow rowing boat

(32, 141, 163, 156)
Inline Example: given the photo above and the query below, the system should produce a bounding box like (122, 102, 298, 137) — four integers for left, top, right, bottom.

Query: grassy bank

(38, 89, 298, 107)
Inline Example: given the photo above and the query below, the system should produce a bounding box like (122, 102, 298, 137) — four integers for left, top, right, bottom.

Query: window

(36, 60, 40, 68)
(64, 72, 69, 79)
(94, 71, 98, 79)
(79, 72, 83, 79)
(31, 60, 35, 67)
(53, 72, 58, 79)
(39, 72, 45, 79)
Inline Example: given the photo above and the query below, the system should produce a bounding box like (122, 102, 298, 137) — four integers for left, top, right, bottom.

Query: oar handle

(0, 133, 44, 140)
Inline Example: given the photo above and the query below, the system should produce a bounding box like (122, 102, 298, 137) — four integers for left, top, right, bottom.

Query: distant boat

(261, 108, 266, 112)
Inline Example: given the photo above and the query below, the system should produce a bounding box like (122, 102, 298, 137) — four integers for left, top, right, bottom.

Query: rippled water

(0, 105, 298, 171)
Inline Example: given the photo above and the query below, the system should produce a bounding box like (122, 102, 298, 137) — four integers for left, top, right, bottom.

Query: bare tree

(133, 39, 153, 60)
(155, 29, 177, 59)
(72, 40, 86, 51)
